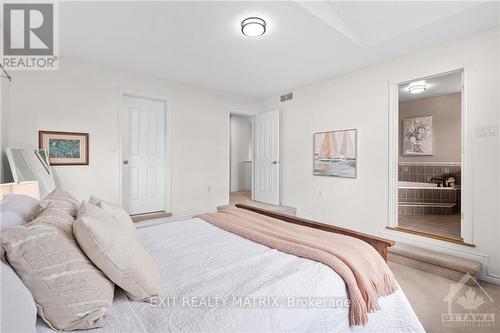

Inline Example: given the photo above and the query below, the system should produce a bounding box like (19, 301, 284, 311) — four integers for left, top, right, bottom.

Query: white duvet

(36, 218, 425, 333)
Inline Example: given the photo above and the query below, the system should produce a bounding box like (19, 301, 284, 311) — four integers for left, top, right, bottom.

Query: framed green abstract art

(39, 131, 89, 165)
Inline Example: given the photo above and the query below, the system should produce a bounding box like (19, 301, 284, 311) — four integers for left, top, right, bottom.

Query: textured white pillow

(74, 201, 160, 301)
(88, 196, 136, 235)
(0, 194, 40, 229)
(1, 262, 37, 333)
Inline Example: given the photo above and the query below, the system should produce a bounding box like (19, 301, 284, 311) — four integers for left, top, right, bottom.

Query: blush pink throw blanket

(197, 208, 397, 326)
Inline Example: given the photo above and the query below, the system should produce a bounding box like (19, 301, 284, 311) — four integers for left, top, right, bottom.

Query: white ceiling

(57, 1, 500, 98)
(399, 71, 462, 102)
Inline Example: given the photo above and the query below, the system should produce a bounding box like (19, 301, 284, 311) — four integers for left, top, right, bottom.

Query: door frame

(388, 65, 472, 244)
(117, 88, 172, 214)
(226, 110, 255, 205)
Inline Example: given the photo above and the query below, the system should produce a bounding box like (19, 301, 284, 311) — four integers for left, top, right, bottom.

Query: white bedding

(36, 218, 424, 333)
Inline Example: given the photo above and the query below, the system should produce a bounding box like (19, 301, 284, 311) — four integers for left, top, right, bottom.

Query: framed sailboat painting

(313, 129, 357, 178)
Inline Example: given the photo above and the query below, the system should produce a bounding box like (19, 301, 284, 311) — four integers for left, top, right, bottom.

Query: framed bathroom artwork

(402, 116, 434, 156)
(39, 131, 89, 165)
(313, 129, 357, 178)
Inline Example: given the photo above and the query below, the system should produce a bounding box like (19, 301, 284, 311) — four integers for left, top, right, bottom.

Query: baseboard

(482, 272, 500, 285)
(230, 188, 251, 192)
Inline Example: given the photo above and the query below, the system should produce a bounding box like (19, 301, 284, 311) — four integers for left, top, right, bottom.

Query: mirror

(6, 148, 56, 198)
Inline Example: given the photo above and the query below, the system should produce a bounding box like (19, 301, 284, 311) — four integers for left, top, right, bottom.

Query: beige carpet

(390, 261, 500, 332)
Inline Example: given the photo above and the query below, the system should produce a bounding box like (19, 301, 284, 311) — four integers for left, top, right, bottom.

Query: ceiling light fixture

(408, 80, 427, 94)
(241, 17, 266, 37)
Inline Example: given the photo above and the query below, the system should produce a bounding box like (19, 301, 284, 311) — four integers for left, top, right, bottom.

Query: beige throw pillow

(35, 202, 75, 234)
(74, 201, 160, 301)
(1, 222, 114, 331)
(39, 189, 80, 218)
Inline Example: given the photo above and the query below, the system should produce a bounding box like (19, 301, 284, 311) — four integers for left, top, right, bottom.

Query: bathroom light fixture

(408, 80, 426, 94)
(241, 17, 266, 37)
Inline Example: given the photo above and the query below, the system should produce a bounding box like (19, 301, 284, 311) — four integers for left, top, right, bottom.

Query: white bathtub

(398, 181, 460, 190)
(399, 181, 437, 188)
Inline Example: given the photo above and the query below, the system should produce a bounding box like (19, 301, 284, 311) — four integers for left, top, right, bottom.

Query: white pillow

(88, 196, 136, 235)
(0, 194, 40, 229)
(1, 262, 37, 333)
(74, 201, 160, 301)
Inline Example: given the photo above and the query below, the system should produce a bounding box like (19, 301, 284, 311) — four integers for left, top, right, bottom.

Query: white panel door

(254, 110, 280, 205)
(122, 95, 165, 214)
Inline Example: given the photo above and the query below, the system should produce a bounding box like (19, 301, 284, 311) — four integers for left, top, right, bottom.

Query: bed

(35, 205, 424, 333)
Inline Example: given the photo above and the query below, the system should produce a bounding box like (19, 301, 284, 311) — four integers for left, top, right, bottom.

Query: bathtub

(398, 181, 460, 190)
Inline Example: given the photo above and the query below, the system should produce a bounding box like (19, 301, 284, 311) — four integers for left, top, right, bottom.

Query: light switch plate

(475, 125, 498, 137)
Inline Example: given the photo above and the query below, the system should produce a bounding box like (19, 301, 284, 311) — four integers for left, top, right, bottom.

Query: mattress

(36, 217, 425, 332)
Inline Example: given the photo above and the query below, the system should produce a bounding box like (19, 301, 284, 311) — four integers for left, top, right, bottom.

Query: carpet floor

(389, 261, 500, 332)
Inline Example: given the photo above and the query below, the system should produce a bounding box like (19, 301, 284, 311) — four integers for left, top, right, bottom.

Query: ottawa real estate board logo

(442, 273, 495, 328)
(2, 2, 58, 70)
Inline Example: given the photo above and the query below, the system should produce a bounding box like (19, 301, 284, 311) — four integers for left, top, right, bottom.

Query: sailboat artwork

(314, 129, 357, 178)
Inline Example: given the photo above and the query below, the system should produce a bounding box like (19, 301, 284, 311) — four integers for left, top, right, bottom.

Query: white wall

(5, 58, 259, 216)
(260, 28, 500, 281)
(230, 114, 252, 192)
(0, 29, 8, 183)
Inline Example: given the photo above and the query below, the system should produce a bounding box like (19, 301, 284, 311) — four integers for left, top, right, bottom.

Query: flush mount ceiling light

(408, 80, 427, 94)
(241, 17, 266, 37)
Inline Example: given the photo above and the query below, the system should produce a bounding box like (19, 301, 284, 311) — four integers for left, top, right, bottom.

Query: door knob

(123, 160, 129, 165)
(272, 161, 278, 165)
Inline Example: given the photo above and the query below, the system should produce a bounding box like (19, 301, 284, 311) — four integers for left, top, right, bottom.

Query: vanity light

(241, 17, 266, 37)
(408, 80, 427, 94)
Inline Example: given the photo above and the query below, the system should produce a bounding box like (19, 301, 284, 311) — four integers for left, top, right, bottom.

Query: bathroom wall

(399, 92, 461, 163)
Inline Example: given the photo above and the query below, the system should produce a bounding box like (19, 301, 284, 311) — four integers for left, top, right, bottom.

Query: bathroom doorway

(229, 113, 253, 206)
(392, 70, 467, 243)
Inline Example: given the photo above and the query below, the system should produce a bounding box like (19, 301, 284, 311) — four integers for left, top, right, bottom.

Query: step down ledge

(388, 243, 481, 276)
(389, 253, 477, 285)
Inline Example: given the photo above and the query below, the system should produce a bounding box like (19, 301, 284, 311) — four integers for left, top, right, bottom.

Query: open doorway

(229, 114, 253, 206)
(395, 70, 463, 242)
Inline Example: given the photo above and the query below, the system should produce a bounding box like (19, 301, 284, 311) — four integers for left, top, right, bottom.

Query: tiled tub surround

(398, 186, 461, 215)
(398, 162, 461, 185)
(398, 162, 461, 216)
